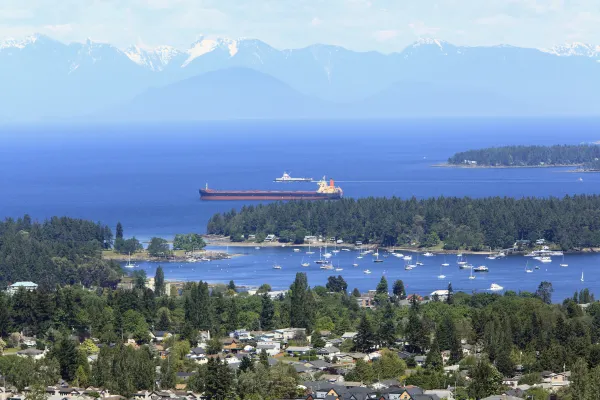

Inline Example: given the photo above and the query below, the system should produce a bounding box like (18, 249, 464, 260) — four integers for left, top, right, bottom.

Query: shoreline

(102, 249, 239, 263)
(205, 235, 600, 255)
(432, 163, 582, 169)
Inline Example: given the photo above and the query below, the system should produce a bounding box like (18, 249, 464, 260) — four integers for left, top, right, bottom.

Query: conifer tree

(154, 266, 165, 297)
(354, 314, 376, 352)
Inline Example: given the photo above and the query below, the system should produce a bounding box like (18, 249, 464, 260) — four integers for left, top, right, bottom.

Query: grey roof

(16, 348, 44, 356)
(309, 360, 332, 369)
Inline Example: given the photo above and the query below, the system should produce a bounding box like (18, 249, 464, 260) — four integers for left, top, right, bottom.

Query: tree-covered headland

(207, 195, 600, 251)
(448, 144, 600, 167)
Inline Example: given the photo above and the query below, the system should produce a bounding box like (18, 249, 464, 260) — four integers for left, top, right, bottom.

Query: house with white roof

(7, 282, 38, 295)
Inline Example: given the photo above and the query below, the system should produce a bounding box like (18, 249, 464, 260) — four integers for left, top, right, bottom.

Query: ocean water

(1, 118, 600, 300)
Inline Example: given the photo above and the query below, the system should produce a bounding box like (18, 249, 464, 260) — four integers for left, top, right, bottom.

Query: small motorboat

(489, 283, 503, 291)
(363, 269, 372, 274)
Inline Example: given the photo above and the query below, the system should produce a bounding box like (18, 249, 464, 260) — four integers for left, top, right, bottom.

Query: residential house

(341, 332, 358, 340)
(414, 356, 427, 367)
(257, 341, 281, 357)
(286, 346, 312, 356)
(276, 328, 308, 341)
(7, 282, 38, 295)
(221, 338, 242, 353)
(306, 360, 332, 370)
(150, 331, 172, 342)
(186, 347, 207, 364)
(371, 380, 401, 390)
(318, 347, 341, 358)
(346, 353, 369, 362)
(16, 348, 46, 360)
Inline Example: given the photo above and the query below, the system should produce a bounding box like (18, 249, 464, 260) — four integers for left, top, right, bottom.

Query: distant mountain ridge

(1, 34, 600, 121)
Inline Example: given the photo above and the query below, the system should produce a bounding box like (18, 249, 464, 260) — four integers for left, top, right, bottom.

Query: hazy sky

(1, 0, 599, 51)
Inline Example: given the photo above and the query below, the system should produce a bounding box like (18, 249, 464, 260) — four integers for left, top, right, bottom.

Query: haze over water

(2, 118, 600, 300)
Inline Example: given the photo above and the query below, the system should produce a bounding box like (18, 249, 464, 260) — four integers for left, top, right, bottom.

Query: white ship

(274, 172, 313, 182)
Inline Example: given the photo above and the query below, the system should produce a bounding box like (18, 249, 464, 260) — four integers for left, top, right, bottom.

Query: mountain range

(1, 34, 600, 121)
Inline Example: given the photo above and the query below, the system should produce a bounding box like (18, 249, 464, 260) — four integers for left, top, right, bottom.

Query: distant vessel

(424, 252, 434, 257)
(581, 271, 584, 282)
(560, 254, 568, 267)
(489, 283, 503, 291)
(274, 172, 313, 182)
(273, 264, 282, 270)
(200, 177, 342, 201)
(124, 253, 136, 269)
(473, 265, 489, 272)
(469, 267, 475, 280)
(363, 269, 372, 274)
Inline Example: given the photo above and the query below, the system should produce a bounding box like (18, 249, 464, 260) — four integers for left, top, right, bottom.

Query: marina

(121, 245, 600, 301)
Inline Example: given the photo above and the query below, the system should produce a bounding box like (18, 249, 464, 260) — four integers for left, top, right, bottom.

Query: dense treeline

(207, 195, 600, 250)
(0, 215, 121, 289)
(0, 273, 599, 399)
(448, 144, 600, 166)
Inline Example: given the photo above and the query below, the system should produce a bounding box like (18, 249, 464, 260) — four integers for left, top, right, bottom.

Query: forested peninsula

(207, 196, 600, 251)
(0, 215, 121, 289)
(447, 144, 600, 169)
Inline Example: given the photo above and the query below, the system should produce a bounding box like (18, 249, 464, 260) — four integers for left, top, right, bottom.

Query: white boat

(301, 257, 310, 267)
(405, 265, 415, 270)
(457, 253, 463, 257)
(393, 253, 403, 258)
(581, 271, 585, 282)
(560, 254, 568, 267)
(124, 252, 136, 269)
(293, 248, 300, 252)
(306, 244, 315, 255)
(525, 261, 533, 273)
(486, 255, 497, 260)
(201, 257, 210, 262)
(424, 252, 434, 257)
(320, 264, 334, 270)
(437, 264, 446, 279)
(373, 253, 384, 263)
(540, 257, 552, 263)
(274, 172, 313, 182)
(469, 267, 475, 280)
(353, 263, 359, 267)
(457, 255, 467, 265)
(363, 269, 372, 274)
(441, 254, 449, 267)
(255, 246, 261, 250)
(273, 265, 282, 270)
(335, 268, 343, 272)
(489, 283, 503, 291)
(416, 261, 424, 266)
(324, 252, 332, 259)
(403, 255, 412, 261)
(341, 248, 351, 252)
(473, 265, 489, 272)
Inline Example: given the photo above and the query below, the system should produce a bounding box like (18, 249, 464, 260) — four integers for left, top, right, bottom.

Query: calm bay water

(1, 118, 600, 300)
(132, 246, 592, 301)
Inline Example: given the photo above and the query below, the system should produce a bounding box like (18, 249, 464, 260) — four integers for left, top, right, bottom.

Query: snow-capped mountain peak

(125, 45, 184, 71)
(182, 37, 239, 67)
(543, 42, 600, 57)
(412, 37, 448, 49)
(0, 33, 45, 50)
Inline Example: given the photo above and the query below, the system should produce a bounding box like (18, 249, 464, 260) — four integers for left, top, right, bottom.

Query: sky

(1, 0, 599, 52)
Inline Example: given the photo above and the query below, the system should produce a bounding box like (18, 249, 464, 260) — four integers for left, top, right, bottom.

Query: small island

(444, 144, 600, 170)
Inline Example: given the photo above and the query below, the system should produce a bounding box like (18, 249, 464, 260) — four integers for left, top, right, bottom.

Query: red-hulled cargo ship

(199, 177, 343, 201)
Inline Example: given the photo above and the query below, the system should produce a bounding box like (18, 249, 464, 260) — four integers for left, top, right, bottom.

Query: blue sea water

(1, 118, 600, 300)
